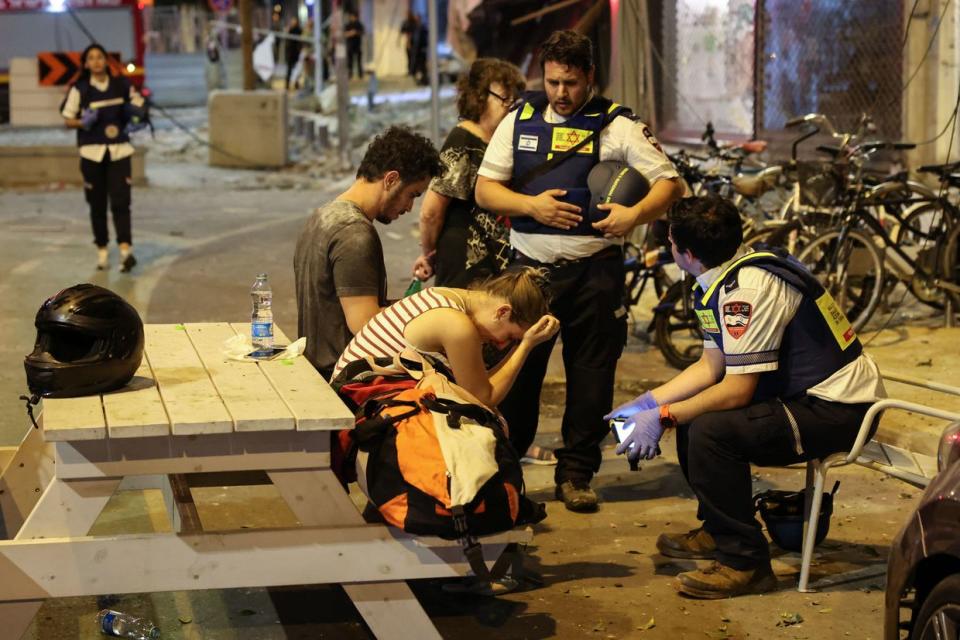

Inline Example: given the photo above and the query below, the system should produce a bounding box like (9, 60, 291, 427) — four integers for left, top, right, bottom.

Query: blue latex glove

(604, 390, 657, 421)
(614, 407, 664, 462)
(124, 119, 148, 134)
(124, 102, 146, 120)
(79, 108, 98, 130)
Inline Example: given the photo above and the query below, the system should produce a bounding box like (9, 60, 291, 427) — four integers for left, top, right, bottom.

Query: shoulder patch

(722, 301, 753, 339)
(641, 125, 664, 154)
(722, 271, 742, 295)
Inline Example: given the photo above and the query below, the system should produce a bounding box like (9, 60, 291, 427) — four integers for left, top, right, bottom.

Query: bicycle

(796, 161, 960, 331)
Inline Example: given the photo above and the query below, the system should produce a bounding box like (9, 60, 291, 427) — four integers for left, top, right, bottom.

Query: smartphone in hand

(610, 417, 635, 444)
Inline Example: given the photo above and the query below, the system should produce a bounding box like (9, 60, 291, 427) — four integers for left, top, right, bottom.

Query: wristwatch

(659, 404, 678, 429)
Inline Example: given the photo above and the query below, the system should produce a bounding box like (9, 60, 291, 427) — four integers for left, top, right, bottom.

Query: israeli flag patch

(518, 134, 539, 152)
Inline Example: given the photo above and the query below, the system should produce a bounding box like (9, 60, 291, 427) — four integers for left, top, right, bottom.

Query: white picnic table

(0, 323, 530, 640)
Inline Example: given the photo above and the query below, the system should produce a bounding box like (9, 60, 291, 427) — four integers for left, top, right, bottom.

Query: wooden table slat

(41, 396, 106, 441)
(144, 325, 233, 436)
(233, 323, 354, 431)
(103, 353, 170, 439)
(184, 323, 294, 432)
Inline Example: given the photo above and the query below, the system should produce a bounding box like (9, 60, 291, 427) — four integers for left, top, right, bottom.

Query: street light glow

(48, 0, 67, 12)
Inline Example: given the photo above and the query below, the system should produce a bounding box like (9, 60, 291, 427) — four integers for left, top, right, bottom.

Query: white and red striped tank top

(331, 287, 466, 380)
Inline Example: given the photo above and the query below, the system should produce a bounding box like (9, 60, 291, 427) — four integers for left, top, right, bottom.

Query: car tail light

(937, 422, 960, 473)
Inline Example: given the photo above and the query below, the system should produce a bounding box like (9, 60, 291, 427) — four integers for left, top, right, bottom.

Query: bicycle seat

(739, 140, 768, 154)
(732, 166, 783, 197)
(859, 141, 916, 153)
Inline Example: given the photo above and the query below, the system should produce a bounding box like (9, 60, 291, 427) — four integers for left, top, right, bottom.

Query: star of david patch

(722, 301, 752, 339)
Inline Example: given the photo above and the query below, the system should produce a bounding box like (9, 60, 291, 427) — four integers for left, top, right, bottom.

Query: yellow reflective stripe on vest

(695, 252, 778, 305)
(608, 102, 621, 113)
(519, 102, 535, 121)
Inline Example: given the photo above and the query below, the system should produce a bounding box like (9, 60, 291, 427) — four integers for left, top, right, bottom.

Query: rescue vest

(70, 75, 132, 147)
(510, 92, 630, 237)
(693, 249, 863, 402)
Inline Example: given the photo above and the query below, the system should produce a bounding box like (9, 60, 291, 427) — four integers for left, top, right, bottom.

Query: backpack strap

(452, 506, 524, 583)
(420, 395, 501, 430)
(352, 398, 421, 448)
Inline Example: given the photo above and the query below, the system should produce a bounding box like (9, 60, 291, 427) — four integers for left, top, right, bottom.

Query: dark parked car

(885, 422, 960, 640)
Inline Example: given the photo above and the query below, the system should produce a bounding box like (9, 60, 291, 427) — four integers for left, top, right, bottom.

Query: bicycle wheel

(893, 202, 955, 308)
(653, 279, 703, 369)
(796, 229, 885, 332)
(940, 222, 960, 311)
(744, 221, 813, 255)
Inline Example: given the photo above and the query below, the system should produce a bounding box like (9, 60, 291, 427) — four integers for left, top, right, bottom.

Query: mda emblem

(722, 301, 752, 339)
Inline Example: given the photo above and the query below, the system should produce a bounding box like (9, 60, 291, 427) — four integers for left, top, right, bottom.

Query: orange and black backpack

(331, 354, 547, 579)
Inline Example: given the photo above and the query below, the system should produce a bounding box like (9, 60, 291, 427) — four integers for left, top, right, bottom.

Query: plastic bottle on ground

(96, 609, 160, 639)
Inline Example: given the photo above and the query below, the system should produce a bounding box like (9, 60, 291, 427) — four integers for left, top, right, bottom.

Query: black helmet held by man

(24, 284, 144, 400)
(586, 160, 651, 223)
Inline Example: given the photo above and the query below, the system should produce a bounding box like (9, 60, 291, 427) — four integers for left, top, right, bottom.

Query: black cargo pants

(499, 247, 627, 485)
(81, 152, 132, 247)
(676, 395, 872, 570)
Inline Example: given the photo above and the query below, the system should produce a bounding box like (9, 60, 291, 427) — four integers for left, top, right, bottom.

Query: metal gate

(756, 0, 904, 140)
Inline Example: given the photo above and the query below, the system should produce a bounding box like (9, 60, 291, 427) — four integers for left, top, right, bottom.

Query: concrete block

(208, 90, 287, 168)
(0, 146, 147, 187)
(9, 57, 68, 128)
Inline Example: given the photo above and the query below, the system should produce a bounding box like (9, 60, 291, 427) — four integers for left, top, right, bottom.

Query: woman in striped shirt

(332, 267, 559, 409)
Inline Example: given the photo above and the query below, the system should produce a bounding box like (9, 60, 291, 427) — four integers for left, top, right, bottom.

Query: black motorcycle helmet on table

(24, 284, 144, 401)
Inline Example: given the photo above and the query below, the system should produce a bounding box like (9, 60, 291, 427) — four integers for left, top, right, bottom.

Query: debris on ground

(637, 617, 656, 631)
(776, 612, 804, 627)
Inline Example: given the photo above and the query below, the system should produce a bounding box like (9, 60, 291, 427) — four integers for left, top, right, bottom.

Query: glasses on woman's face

(487, 88, 517, 108)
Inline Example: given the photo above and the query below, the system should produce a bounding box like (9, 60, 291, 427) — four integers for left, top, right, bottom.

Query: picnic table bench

(0, 323, 531, 640)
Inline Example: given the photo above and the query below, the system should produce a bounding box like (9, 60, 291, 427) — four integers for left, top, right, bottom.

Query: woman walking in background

(61, 43, 145, 272)
(412, 58, 525, 288)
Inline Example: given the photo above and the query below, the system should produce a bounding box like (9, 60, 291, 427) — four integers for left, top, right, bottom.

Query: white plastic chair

(797, 373, 960, 592)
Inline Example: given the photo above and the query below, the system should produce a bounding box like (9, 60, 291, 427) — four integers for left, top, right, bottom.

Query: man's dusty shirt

(294, 200, 387, 374)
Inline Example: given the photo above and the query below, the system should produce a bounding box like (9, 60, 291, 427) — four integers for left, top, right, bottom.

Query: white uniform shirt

(61, 76, 143, 163)
(477, 96, 678, 263)
(697, 247, 886, 404)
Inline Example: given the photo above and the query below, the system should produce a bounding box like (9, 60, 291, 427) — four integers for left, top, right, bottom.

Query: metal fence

(756, 0, 904, 140)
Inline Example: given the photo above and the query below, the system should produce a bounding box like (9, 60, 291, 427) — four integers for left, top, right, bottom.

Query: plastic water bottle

(404, 278, 423, 298)
(250, 273, 274, 350)
(96, 609, 160, 639)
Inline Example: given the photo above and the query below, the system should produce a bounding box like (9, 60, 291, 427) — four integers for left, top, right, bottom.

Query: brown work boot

(555, 480, 599, 513)
(676, 561, 777, 599)
(656, 526, 717, 559)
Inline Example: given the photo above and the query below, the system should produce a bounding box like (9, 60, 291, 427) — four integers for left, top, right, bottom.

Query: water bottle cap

(257, 273, 267, 279)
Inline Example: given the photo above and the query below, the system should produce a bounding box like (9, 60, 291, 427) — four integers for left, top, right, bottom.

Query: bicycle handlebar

(918, 161, 960, 176)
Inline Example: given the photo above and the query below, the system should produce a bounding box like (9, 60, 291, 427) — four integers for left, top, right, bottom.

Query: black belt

(513, 244, 623, 269)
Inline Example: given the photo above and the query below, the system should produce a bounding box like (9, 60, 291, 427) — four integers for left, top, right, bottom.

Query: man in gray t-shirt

(294, 126, 442, 378)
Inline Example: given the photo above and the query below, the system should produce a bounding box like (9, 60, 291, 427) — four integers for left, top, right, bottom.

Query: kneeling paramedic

(608, 195, 885, 598)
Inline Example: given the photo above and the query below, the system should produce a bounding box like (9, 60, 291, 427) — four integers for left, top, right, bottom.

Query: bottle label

(100, 611, 117, 635)
(252, 321, 273, 338)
